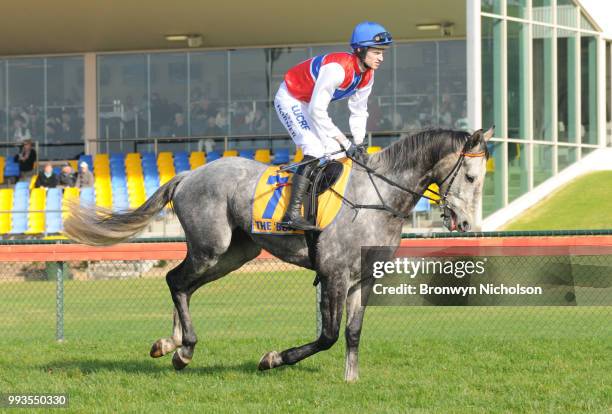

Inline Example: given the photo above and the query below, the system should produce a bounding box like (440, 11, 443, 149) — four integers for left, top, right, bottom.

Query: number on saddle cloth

(251, 159, 352, 235)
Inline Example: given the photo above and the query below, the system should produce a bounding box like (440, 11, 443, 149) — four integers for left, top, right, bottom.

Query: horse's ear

(483, 125, 495, 142)
(468, 129, 484, 148)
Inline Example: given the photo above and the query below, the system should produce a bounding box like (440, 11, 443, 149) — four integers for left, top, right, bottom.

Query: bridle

(337, 140, 487, 221)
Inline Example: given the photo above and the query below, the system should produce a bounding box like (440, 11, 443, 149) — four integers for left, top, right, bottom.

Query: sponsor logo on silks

(251, 159, 353, 235)
(291, 105, 310, 130)
(277, 103, 297, 138)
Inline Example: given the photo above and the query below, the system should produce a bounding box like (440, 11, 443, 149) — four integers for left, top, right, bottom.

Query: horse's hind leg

(343, 278, 373, 382)
(258, 270, 348, 370)
(151, 230, 261, 370)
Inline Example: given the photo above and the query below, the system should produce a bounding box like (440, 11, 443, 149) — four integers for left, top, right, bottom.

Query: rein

(338, 142, 487, 220)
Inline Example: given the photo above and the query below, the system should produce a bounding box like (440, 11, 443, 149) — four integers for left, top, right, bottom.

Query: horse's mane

(367, 129, 481, 174)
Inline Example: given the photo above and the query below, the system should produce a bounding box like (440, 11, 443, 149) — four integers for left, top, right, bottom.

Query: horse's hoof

(172, 349, 191, 371)
(258, 351, 282, 371)
(150, 338, 176, 358)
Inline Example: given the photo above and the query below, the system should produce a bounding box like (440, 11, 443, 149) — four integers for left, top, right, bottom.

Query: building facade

(0, 0, 609, 219)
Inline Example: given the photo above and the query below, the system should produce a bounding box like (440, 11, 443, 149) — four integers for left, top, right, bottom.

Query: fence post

(316, 283, 322, 337)
(55, 261, 65, 342)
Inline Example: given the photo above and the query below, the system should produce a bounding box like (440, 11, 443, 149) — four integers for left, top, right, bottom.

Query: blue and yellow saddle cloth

(251, 158, 352, 235)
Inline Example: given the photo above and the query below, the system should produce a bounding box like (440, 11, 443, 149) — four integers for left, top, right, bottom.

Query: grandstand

(0, 147, 393, 237)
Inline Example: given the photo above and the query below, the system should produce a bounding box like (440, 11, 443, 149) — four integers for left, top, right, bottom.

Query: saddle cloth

(251, 158, 353, 235)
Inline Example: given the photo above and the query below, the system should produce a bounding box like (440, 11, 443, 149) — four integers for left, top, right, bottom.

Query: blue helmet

(350, 21, 393, 49)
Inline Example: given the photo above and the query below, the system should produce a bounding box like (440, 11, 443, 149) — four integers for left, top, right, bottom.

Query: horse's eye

(465, 174, 475, 183)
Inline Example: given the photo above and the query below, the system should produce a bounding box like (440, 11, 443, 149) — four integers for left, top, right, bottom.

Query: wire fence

(0, 233, 611, 347)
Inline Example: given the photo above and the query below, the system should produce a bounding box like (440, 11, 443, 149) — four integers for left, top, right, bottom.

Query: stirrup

(278, 216, 319, 231)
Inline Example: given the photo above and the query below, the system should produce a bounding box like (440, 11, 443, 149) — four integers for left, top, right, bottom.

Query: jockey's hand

(345, 143, 367, 160)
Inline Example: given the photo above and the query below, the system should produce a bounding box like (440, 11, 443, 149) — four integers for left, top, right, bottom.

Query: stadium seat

(189, 151, 206, 169)
(26, 187, 46, 234)
(424, 183, 441, 204)
(0, 188, 13, 233)
(62, 187, 80, 221)
(239, 149, 254, 160)
(254, 149, 271, 164)
(272, 148, 290, 165)
(10, 188, 29, 234)
(80, 187, 95, 206)
(367, 146, 382, 154)
(45, 188, 62, 233)
(413, 197, 431, 212)
(293, 148, 304, 163)
(4, 159, 20, 179)
(0, 156, 5, 184)
(206, 150, 221, 162)
(223, 150, 238, 157)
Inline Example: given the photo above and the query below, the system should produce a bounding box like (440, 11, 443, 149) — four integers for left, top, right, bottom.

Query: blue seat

(4, 161, 20, 178)
(80, 187, 95, 205)
(206, 151, 221, 162)
(414, 197, 431, 213)
(272, 149, 290, 165)
(239, 150, 254, 160)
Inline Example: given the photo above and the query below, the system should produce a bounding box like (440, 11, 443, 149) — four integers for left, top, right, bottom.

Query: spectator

(76, 161, 94, 188)
(169, 112, 188, 138)
(61, 111, 81, 141)
(13, 138, 37, 180)
(58, 163, 77, 188)
(12, 115, 31, 142)
(34, 163, 58, 189)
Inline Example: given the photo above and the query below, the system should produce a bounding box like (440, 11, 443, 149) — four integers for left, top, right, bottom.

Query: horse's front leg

(343, 276, 373, 382)
(258, 271, 347, 370)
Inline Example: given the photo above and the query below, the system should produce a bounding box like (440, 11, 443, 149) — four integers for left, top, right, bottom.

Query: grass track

(0, 273, 610, 412)
(504, 171, 612, 230)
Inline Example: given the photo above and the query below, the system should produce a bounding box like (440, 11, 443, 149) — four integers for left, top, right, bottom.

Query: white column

(467, 0, 482, 132)
(597, 35, 606, 148)
(83, 53, 98, 156)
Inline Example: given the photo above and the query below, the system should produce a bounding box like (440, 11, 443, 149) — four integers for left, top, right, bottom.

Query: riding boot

(279, 156, 319, 231)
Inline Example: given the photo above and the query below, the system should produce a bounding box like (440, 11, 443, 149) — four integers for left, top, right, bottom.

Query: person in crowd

(13, 138, 37, 180)
(76, 161, 94, 188)
(58, 163, 77, 188)
(170, 112, 188, 138)
(12, 115, 31, 142)
(34, 163, 58, 189)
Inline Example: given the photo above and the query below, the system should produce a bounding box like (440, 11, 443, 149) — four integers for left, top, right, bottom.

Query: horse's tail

(63, 173, 188, 246)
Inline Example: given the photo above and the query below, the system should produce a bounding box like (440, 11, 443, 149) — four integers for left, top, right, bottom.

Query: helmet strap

(355, 48, 371, 69)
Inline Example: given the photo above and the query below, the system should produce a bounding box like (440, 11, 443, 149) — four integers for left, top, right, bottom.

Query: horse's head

(432, 126, 494, 232)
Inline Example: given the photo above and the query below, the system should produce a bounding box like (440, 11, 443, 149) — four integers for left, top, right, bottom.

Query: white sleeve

(307, 63, 345, 140)
(348, 75, 373, 145)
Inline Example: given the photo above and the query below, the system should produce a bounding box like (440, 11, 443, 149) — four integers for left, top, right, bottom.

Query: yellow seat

(62, 187, 80, 220)
(26, 187, 46, 234)
(0, 156, 5, 184)
(367, 146, 382, 154)
(0, 188, 13, 233)
(223, 150, 238, 157)
(254, 149, 271, 164)
(68, 160, 78, 171)
(424, 183, 441, 204)
(190, 152, 206, 169)
(293, 148, 304, 163)
(29, 175, 37, 189)
(486, 157, 495, 173)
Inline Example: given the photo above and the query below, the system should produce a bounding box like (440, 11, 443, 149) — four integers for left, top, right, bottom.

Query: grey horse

(64, 127, 493, 381)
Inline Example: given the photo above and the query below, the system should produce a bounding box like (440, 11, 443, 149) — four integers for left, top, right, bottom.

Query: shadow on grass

(38, 357, 320, 376)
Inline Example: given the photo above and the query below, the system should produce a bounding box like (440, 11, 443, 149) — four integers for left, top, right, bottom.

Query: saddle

(302, 160, 344, 229)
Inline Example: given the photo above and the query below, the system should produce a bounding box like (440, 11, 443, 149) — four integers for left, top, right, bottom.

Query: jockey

(275, 21, 392, 231)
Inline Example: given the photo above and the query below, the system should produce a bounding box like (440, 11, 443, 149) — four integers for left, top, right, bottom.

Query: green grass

(0, 273, 610, 413)
(504, 171, 612, 231)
